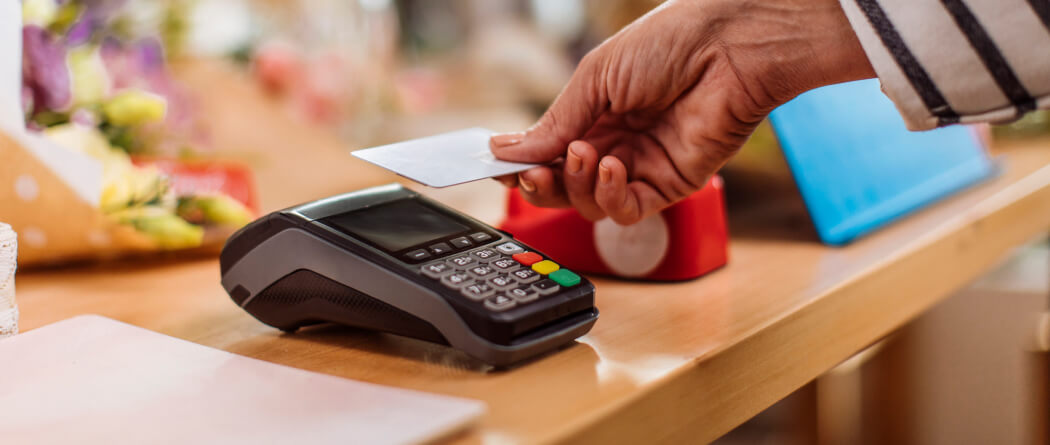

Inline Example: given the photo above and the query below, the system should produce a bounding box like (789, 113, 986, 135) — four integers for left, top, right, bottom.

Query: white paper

(0, 6, 102, 206)
(0, 1, 24, 128)
(0, 315, 486, 445)
(352, 127, 538, 188)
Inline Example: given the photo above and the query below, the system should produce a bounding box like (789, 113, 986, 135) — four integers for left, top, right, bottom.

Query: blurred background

(7, 1, 1050, 443)
(33, 0, 1048, 147)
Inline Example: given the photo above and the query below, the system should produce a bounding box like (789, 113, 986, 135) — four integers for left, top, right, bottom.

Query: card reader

(219, 184, 598, 366)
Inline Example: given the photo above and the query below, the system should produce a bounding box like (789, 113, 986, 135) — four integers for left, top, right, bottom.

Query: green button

(549, 269, 581, 287)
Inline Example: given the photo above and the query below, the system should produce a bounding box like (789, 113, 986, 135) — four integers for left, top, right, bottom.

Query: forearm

(840, 0, 1050, 130)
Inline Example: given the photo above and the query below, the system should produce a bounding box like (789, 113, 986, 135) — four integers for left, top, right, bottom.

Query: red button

(512, 252, 542, 266)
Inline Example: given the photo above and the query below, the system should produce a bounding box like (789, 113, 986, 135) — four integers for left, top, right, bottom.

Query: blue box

(768, 79, 995, 245)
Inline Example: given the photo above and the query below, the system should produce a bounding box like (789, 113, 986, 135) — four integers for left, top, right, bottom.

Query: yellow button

(532, 260, 560, 275)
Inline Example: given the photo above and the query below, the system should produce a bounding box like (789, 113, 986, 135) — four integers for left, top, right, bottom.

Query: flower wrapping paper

(0, 130, 161, 266)
(1, 3, 150, 266)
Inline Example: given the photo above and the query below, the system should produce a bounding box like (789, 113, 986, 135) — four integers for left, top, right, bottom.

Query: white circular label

(14, 175, 39, 202)
(593, 213, 669, 278)
(87, 229, 111, 247)
(21, 226, 47, 247)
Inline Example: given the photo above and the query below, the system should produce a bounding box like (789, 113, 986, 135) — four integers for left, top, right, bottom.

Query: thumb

(490, 55, 606, 163)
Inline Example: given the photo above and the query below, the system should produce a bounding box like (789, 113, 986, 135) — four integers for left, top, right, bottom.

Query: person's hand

(490, 0, 874, 224)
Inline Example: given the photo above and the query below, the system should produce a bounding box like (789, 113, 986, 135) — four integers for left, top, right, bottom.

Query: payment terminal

(219, 184, 598, 366)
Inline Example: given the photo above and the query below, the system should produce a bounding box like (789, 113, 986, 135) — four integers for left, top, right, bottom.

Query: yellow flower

(22, 0, 58, 27)
(68, 47, 111, 107)
(43, 124, 170, 213)
(103, 90, 167, 127)
(109, 206, 204, 249)
(178, 195, 255, 227)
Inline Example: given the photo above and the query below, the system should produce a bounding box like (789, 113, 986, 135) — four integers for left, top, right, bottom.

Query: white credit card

(352, 127, 538, 188)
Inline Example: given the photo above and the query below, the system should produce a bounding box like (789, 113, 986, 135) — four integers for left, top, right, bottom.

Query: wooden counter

(15, 62, 1050, 443)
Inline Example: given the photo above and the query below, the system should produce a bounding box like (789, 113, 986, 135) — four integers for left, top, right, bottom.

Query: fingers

(594, 156, 670, 225)
(516, 166, 570, 208)
(490, 53, 607, 164)
(562, 140, 606, 220)
(492, 174, 518, 188)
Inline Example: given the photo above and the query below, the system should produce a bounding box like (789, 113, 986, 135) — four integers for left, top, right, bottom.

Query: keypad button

(532, 279, 561, 296)
(469, 232, 493, 243)
(462, 283, 496, 301)
(491, 257, 521, 272)
(512, 252, 542, 266)
(484, 294, 517, 311)
(428, 242, 453, 256)
(449, 237, 473, 249)
(494, 242, 525, 255)
(531, 260, 560, 275)
(441, 272, 472, 289)
(511, 268, 541, 284)
(507, 286, 538, 304)
(446, 254, 475, 269)
(487, 274, 517, 290)
(420, 262, 454, 279)
(405, 249, 431, 262)
(467, 265, 497, 279)
(549, 269, 581, 287)
(471, 248, 500, 262)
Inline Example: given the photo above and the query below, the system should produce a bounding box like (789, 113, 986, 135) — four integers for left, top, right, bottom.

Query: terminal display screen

(324, 199, 470, 252)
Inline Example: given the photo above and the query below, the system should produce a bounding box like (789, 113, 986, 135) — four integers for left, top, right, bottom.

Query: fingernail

(598, 163, 611, 184)
(519, 176, 536, 192)
(566, 148, 582, 174)
(491, 132, 526, 148)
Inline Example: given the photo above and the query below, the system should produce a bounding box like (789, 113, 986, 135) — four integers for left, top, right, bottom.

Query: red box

(500, 177, 729, 281)
(131, 157, 259, 213)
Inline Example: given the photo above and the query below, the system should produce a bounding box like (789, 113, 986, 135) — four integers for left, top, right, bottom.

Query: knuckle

(650, 173, 693, 203)
(570, 196, 606, 221)
(580, 209, 606, 222)
(578, 50, 603, 72)
(604, 200, 639, 225)
(688, 134, 741, 161)
(535, 108, 560, 134)
(610, 211, 641, 226)
(679, 138, 738, 186)
(519, 188, 545, 206)
(671, 173, 703, 199)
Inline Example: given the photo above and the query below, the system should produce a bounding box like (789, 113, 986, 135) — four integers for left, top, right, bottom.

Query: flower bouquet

(2, 0, 256, 266)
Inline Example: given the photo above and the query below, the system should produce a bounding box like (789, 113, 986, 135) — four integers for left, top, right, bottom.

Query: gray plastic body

(219, 184, 598, 367)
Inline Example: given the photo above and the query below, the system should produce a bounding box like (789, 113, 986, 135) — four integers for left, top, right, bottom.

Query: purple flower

(66, 18, 95, 46)
(79, 0, 129, 22)
(21, 85, 35, 118)
(66, 0, 130, 45)
(135, 38, 165, 74)
(22, 26, 72, 112)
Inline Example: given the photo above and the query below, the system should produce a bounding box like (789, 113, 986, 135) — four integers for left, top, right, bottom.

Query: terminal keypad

(419, 241, 581, 312)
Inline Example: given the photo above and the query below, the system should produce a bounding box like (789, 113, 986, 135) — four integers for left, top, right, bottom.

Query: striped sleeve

(839, 0, 1050, 130)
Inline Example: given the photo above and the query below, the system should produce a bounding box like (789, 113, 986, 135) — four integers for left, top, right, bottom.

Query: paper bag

(0, 131, 157, 265)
